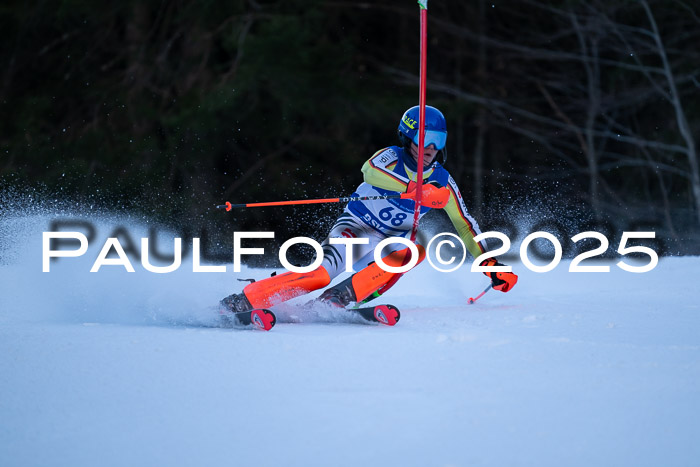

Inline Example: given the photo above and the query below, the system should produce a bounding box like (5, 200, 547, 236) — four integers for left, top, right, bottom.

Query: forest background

(2, 0, 699, 261)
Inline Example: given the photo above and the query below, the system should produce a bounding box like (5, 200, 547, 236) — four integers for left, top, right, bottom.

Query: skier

(220, 105, 518, 322)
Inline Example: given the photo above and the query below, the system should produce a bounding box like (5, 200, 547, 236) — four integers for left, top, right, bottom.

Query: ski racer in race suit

(220, 106, 518, 314)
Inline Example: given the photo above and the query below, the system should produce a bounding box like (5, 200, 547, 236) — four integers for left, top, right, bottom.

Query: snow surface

(1, 214, 699, 467)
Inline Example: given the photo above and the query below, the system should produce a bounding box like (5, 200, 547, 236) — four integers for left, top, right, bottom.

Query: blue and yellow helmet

(397, 105, 448, 170)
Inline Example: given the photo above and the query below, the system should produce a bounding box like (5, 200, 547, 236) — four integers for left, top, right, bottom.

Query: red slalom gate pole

(364, 1, 429, 304)
(411, 1, 428, 244)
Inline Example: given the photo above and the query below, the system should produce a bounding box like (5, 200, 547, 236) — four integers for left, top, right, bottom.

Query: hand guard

(479, 258, 518, 292)
(406, 180, 450, 209)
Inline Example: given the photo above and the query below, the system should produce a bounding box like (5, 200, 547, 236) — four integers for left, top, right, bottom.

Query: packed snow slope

(1, 214, 699, 467)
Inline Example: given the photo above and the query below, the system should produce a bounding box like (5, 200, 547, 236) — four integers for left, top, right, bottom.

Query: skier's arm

(443, 176, 518, 292)
(361, 148, 410, 192)
(443, 176, 487, 259)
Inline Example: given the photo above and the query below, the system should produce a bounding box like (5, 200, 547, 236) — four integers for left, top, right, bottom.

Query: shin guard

(243, 267, 331, 309)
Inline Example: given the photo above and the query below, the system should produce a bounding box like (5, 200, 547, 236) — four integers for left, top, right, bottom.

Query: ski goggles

(412, 129, 447, 150)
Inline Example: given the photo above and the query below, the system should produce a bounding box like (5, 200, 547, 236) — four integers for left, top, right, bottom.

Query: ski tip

(373, 304, 400, 326)
(251, 309, 276, 331)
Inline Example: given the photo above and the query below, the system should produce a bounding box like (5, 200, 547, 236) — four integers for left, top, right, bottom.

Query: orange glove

(479, 258, 518, 292)
(406, 181, 450, 209)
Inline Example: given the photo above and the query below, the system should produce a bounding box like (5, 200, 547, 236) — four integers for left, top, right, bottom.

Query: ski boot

(317, 277, 356, 308)
(316, 276, 399, 325)
(219, 292, 253, 313)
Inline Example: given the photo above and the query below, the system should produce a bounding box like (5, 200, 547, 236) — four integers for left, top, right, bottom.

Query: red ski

(220, 308, 276, 331)
(351, 304, 400, 326)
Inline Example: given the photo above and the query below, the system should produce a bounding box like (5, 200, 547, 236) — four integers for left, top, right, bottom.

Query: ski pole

(216, 194, 414, 211)
(467, 283, 493, 305)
